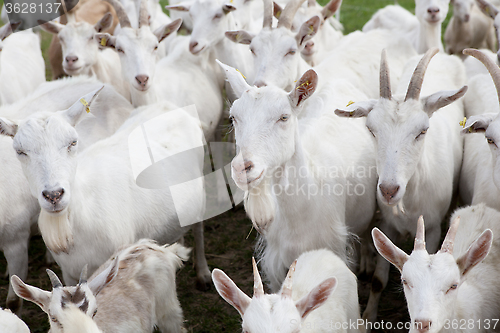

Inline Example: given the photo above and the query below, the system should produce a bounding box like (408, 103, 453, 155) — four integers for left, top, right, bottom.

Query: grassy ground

(0, 0, 455, 332)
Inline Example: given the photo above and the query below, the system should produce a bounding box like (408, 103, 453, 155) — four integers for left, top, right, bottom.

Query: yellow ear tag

(276, 10, 281, 18)
(80, 98, 90, 113)
(346, 100, 355, 107)
(100, 37, 106, 46)
(459, 117, 467, 128)
(236, 69, 246, 79)
(308, 25, 314, 34)
(296, 81, 310, 90)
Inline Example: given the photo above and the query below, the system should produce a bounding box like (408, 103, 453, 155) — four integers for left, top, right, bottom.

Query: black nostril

(244, 161, 253, 172)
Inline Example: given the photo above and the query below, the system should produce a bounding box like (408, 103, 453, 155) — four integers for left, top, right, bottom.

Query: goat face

(12, 114, 78, 214)
(415, 0, 450, 24)
(58, 22, 100, 75)
(451, 0, 474, 22)
(230, 86, 298, 190)
(188, 0, 236, 55)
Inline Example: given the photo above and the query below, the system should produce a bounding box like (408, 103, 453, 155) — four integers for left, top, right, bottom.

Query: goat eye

(92, 309, 97, 318)
(402, 279, 408, 285)
(250, 48, 255, 55)
(213, 13, 222, 19)
(117, 48, 124, 53)
(366, 126, 375, 138)
(154, 45, 158, 51)
(416, 128, 428, 139)
(51, 316, 58, 323)
(487, 138, 495, 145)
(16, 150, 27, 156)
(278, 114, 289, 122)
(68, 141, 77, 152)
(89, 36, 93, 41)
(446, 284, 458, 293)
(286, 50, 296, 56)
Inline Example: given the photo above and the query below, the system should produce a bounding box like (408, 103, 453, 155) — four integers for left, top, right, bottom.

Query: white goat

(475, 0, 500, 61)
(459, 49, 500, 210)
(12, 239, 190, 333)
(39, 12, 130, 101)
(0, 77, 133, 313)
(219, 60, 378, 290)
(444, 0, 496, 56)
(0, 90, 211, 289)
(372, 206, 500, 333)
(335, 48, 467, 325)
(213, 250, 362, 333)
(363, 0, 450, 54)
(0, 307, 29, 333)
(0, 23, 45, 106)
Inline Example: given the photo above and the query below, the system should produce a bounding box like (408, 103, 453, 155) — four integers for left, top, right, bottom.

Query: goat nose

(233, 159, 254, 173)
(65, 55, 78, 64)
(135, 75, 149, 87)
(305, 41, 314, 49)
(464, 14, 470, 22)
(379, 183, 400, 202)
(189, 41, 198, 53)
(254, 80, 267, 88)
(42, 188, 65, 204)
(414, 319, 432, 332)
(427, 6, 439, 13)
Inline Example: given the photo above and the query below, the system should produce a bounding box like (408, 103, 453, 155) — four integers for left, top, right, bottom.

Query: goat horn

(263, 0, 273, 28)
(380, 49, 391, 100)
(440, 216, 460, 254)
(79, 264, 88, 285)
(404, 47, 439, 101)
(46, 269, 63, 289)
(252, 257, 264, 297)
(104, 0, 132, 28)
(414, 216, 426, 251)
(138, 0, 149, 28)
(464, 48, 500, 106)
(278, 0, 306, 29)
(281, 259, 297, 299)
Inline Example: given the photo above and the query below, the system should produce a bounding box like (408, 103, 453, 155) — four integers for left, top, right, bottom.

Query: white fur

(0, 307, 30, 333)
(213, 249, 362, 333)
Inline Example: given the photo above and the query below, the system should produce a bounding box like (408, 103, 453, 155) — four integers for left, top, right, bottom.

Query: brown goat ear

(456, 229, 493, 277)
(289, 69, 318, 107)
(212, 269, 251, 317)
(88, 257, 119, 295)
(11, 275, 52, 313)
(372, 227, 409, 272)
(94, 12, 114, 33)
(295, 277, 337, 319)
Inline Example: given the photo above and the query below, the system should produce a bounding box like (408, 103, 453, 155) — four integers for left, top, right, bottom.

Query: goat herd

(0, 0, 500, 331)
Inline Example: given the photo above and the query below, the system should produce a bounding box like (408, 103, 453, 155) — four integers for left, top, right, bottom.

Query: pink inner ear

(297, 278, 336, 319)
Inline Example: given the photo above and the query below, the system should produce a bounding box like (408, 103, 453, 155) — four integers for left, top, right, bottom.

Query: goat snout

(254, 80, 267, 88)
(65, 55, 78, 65)
(427, 6, 440, 14)
(464, 14, 470, 22)
(414, 319, 432, 332)
(233, 160, 254, 174)
(379, 183, 400, 202)
(42, 188, 65, 204)
(135, 75, 149, 87)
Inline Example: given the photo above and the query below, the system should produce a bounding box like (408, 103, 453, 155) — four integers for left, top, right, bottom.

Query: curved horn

(440, 216, 460, 254)
(281, 259, 297, 299)
(278, 0, 306, 29)
(47, 269, 63, 289)
(263, 0, 273, 28)
(414, 216, 426, 251)
(404, 47, 439, 101)
(380, 49, 391, 100)
(104, 0, 132, 28)
(252, 258, 264, 297)
(464, 48, 500, 106)
(79, 264, 88, 285)
(138, 0, 149, 28)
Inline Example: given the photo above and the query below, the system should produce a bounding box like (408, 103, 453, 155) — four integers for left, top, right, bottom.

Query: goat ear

(63, 86, 104, 127)
(476, 0, 499, 19)
(11, 275, 52, 313)
(321, 0, 342, 20)
(295, 16, 320, 46)
(273, 2, 283, 19)
(421, 86, 468, 116)
(334, 100, 376, 118)
(0, 117, 18, 137)
(95, 33, 116, 49)
(212, 269, 251, 317)
(88, 257, 119, 295)
(225, 30, 254, 45)
(154, 19, 182, 43)
(0, 22, 20, 41)
(216, 60, 251, 99)
(289, 69, 318, 108)
(223, 3, 237, 13)
(372, 227, 409, 272)
(456, 229, 493, 277)
(94, 12, 113, 33)
(165, 3, 191, 11)
(461, 113, 497, 134)
(37, 20, 64, 35)
(295, 277, 337, 319)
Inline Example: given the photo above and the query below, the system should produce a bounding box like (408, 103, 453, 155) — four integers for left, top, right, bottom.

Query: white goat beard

(244, 178, 275, 234)
(38, 209, 74, 254)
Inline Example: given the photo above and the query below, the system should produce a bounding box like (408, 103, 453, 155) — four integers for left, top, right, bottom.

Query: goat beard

(38, 209, 74, 254)
(244, 177, 275, 234)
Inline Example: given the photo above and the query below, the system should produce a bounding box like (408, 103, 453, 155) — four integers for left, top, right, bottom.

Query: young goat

(372, 206, 500, 333)
(213, 250, 362, 333)
(12, 239, 190, 333)
(0, 307, 29, 333)
(40, 12, 130, 101)
(335, 48, 467, 326)
(460, 48, 500, 210)
(0, 89, 211, 289)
